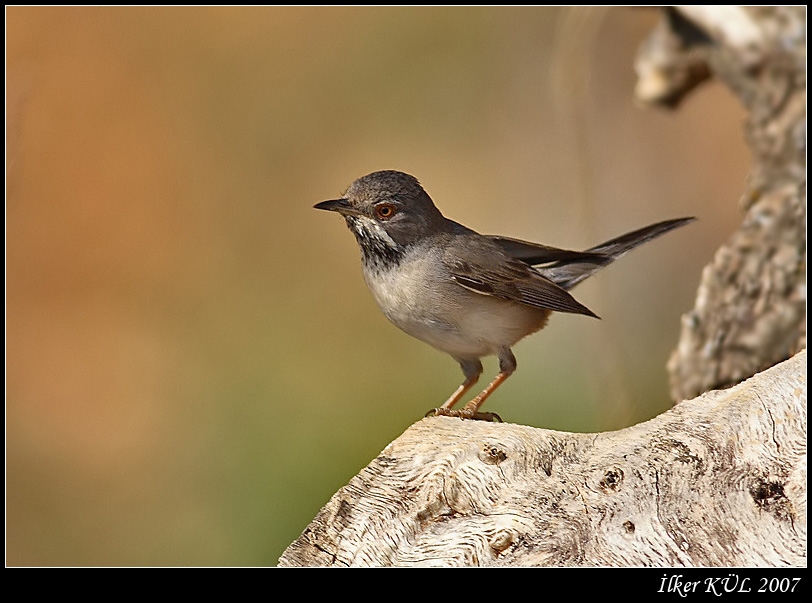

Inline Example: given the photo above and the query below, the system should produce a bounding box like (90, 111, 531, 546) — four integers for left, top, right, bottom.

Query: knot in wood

(489, 529, 514, 554)
(598, 467, 625, 493)
(622, 520, 636, 535)
(479, 443, 508, 465)
(749, 476, 792, 519)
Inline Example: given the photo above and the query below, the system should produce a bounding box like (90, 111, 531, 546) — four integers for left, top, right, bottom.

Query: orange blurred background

(7, 7, 747, 566)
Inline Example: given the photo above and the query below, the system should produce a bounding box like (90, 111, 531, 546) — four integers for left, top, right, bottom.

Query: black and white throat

(344, 215, 406, 274)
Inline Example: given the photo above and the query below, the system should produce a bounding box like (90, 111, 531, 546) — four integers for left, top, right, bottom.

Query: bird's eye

(375, 203, 397, 220)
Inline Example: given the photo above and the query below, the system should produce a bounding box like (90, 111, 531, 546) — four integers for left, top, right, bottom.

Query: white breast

(362, 248, 549, 360)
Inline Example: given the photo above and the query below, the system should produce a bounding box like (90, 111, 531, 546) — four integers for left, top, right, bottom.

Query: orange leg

(440, 377, 478, 410)
(426, 350, 515, 422)
(460, 371, 510, 416)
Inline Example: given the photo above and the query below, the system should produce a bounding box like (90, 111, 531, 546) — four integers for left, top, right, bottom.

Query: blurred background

(7, 7, 747, 566)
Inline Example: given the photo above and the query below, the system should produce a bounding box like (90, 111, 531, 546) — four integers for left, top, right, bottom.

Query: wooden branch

(279, 351, 806, 567)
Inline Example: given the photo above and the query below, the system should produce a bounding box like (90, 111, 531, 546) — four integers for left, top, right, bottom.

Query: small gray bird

(315, 170, 694, 421)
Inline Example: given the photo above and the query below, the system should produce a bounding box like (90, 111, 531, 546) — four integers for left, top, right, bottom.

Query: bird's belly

(363, 260, 549, 360)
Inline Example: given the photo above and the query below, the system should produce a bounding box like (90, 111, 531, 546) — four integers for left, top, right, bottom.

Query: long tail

(513, 217, 696, 290)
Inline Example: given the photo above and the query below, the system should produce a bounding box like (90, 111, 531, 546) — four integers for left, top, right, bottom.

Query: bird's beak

(314, 198, 362, 217)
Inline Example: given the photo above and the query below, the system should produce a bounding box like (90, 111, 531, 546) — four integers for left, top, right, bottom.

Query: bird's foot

(424, 407, 502, 422)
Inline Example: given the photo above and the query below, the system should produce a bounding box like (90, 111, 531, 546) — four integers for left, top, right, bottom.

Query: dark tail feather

(536, 217, 696, 290)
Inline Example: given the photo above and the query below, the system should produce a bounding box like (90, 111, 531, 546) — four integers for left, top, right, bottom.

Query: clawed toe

(424, 407, 502, 422)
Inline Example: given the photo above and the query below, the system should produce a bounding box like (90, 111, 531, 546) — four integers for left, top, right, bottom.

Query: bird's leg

(427, 351, 515, 422)
(425, 359, 482, 418)
(440, 359, 482, 409)
(458, 349, 516, 421)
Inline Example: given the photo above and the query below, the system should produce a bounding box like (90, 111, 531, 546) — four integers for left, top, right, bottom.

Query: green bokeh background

(7, 6, 747, 566)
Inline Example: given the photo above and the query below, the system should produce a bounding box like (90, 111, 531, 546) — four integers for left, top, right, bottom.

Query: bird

(315, 170, 694, 421)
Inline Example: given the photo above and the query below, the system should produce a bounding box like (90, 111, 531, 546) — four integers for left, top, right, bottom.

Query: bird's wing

(445, 248, 598, 318)
(488, 236, 608, 266)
